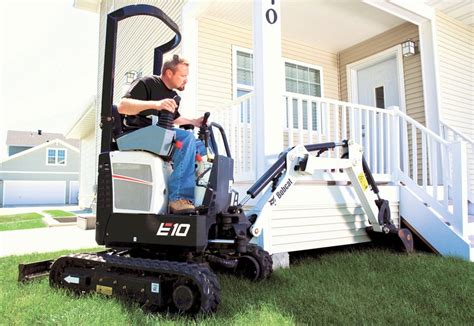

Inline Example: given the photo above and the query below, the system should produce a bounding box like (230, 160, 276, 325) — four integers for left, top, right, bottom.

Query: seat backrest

(111, 105, 124, 140)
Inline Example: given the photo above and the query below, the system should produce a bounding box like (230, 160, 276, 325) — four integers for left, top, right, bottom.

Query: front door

(357, 56, 400, 109)
(354, 55, 402, 173)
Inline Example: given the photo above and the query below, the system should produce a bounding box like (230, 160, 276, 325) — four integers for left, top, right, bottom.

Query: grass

(1, 246, 473, 325)
(42, 210, 76, 218)
(0, 213, 46, 231)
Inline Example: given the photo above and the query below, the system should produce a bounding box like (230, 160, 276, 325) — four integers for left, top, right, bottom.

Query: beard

(177, 85, 185, 91)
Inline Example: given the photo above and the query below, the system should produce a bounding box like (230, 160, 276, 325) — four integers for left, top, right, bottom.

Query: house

(72, 0, 473, 261)
(0, 130, 80, 207)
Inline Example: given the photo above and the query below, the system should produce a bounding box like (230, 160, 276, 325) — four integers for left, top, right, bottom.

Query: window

(234, 48, 254, 123)
(233, 48, 323, 128)
(285, 62, 321, 97)
(233, 49, 323, 98)
(375, 86, 385, 109)
(235, 49, 254, 97)
(47, 148, 67, 165)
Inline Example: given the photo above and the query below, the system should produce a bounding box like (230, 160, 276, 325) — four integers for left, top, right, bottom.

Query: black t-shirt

(122, 75, 181, 129)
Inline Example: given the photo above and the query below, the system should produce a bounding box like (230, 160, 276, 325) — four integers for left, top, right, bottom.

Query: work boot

(169, 199, 195, 214)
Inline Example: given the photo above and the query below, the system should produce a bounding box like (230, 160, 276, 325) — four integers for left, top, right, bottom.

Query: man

(117, 55, 204, 214)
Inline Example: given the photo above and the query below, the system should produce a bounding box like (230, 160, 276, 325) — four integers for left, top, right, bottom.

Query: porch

(212, 92, 473, 260)
(184, 0, 473, 260)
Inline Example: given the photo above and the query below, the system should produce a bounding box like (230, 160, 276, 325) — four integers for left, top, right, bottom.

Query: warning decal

(358, 172, 369, 191)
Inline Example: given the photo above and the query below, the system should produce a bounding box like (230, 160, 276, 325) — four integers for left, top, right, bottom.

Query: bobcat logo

(269, 196, 276, 206)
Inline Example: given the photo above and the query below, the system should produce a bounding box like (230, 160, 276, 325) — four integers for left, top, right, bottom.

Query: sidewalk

(0, 225, 100, 257)
(0, 205, 80, 216)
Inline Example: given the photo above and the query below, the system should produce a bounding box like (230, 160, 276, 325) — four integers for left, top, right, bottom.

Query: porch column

(181, 0, 211, 118)
(418, 19, 441, 133)
(253, 0, 285, 177)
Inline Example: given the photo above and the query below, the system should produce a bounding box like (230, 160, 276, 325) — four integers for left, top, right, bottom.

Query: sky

(0, 0, 99, 159)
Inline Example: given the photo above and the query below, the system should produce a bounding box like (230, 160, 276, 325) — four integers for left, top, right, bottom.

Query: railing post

(388, 106, 400, 184)
(451, 140, 468, 237)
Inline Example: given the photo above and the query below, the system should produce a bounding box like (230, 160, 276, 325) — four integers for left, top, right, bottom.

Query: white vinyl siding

(435, 11, 474, 197)
(436, 12, 473, 138)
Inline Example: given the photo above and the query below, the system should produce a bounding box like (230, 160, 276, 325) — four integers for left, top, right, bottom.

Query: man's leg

(169, 128, 196, 214)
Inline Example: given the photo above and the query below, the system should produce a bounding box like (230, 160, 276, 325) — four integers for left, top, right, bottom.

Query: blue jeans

(168, 128, 206, 203)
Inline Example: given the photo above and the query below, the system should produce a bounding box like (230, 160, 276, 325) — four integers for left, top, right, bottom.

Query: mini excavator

(18, 4, 413, 315)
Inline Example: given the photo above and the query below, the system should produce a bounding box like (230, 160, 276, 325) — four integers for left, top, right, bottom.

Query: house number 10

(266, 0, 278, 24)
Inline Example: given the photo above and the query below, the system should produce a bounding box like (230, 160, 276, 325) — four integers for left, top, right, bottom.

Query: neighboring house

(0, 131, 80, 207)
(73, 0, 473, 261)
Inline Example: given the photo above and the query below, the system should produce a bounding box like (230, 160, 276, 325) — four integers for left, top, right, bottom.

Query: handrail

(283, 92, 388, 114)
(393, 109, 449, 145)
(213, 92, 254, 112)
(440, 120, 474, 144)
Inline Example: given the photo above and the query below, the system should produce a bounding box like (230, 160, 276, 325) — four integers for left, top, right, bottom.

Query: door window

(375, 86, 385, 109)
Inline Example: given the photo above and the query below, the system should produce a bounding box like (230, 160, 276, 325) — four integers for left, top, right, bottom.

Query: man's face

(168, 63, 188, 91)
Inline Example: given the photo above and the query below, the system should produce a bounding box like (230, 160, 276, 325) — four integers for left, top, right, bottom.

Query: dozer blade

(18, 259, 54, 282)
(366, 227, 414, 253)
(396, 228, 414, 253)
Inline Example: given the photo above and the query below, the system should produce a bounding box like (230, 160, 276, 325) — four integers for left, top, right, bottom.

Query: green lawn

(1, 247, 473, 325)
(0, 213, 46, 231)
(42, 210, 76, 218)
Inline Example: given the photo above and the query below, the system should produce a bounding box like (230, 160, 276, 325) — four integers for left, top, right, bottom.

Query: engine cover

(109, 151, 171, 214)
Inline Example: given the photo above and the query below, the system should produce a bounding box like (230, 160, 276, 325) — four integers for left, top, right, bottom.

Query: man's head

(161, 54, 189, 91)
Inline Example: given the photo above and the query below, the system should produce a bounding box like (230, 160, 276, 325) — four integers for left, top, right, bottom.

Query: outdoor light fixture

(401, 39, 416, 57)
(125, 70, 141, 84)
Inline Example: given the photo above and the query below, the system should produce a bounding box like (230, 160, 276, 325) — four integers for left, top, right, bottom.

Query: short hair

(161, 54, 189, 75)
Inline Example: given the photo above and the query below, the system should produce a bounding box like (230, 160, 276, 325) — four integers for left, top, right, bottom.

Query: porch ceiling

(200, 0, 405, 53)
(425, 0, 474, 26)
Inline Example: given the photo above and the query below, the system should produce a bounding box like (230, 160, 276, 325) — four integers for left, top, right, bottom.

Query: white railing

(284, 93, 394, 181)
(213, 93, 256, 182)
(213, 92, 468, 237)
(392, 109, 468, 236)
(440, 121, 474, 203)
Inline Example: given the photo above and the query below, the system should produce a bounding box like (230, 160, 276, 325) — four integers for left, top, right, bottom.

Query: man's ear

(164, 69, 173, 78)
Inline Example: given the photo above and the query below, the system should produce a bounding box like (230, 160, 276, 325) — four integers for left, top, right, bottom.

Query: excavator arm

(241, 140, 413, 252)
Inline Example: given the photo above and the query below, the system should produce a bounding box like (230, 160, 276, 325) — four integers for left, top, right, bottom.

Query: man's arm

(117, 97, 177, 115)
(174, 116, 204, 128)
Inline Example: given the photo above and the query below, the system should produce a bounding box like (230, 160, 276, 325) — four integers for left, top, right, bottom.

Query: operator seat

(110, 105, 175, 157)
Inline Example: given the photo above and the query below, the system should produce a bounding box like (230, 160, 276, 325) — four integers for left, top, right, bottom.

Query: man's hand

(192, 116, 205, 128)
(156, 99, 177, 113)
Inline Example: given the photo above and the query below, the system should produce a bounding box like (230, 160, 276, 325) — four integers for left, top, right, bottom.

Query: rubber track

(50, 253, 220, 314)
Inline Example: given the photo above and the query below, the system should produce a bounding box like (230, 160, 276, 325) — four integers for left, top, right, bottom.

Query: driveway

(0, 225, 100, 257)
(0, 205, 100, 257)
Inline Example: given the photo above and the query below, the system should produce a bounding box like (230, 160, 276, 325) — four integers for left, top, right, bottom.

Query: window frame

(374, 84, 386, 109)
(232, 46, 254, 99)
(284, 58, 324, 98)
(46, 148, 67, 166)
(232, 47, 325, 99)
